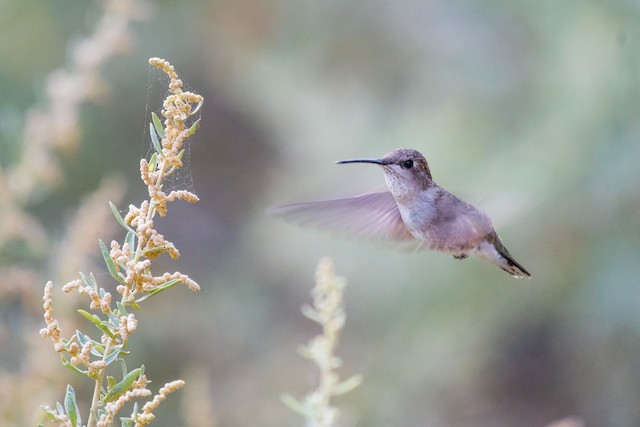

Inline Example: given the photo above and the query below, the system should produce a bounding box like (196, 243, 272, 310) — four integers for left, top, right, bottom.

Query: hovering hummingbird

(269, 148, 531, 278)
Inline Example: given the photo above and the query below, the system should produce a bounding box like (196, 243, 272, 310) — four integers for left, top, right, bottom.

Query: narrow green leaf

(151, 112, 165, 139)
(64, 385, 81, 427)
(149, 122, 163, 155)
(331, 374, 363, 396)
(148, 151, 158, 173)
(55, 402, 64, 416)
(280, 393, 310, 417)
(101, 319, 117, 335)
(41, 405, 57, 421)
(77, 309, 100, 325)
(99, 239, 124, 284)
(135, 279, 181, 303)
(164, 166, 178, 179)
(116, 301, 128, 315)
(107, 376, 116, 390)
(107, 312, 121, 326)
(124, 232, 136, 256)
(187, 118, 201, 136)
(80, 272, 92, 289)
(104, 348, 122, 365)
(301, 304, 321, 323)
(109, 201, 135, 234)
(177, 148, 186, 161)
(60, 355, 87, 376)
(78, 309, 115, 338)
(133, 294, 152, 304)
(76, 330, 88, 346)
(116, 260, 128, 272)
(103, 367, 143, 403)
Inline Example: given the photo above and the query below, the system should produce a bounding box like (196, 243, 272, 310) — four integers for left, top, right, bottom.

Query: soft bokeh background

(1, 0, 640, 426)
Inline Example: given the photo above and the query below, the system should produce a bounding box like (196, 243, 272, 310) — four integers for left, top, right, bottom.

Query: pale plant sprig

(39, 58, 203, 427)
(282, 258, 362, 427)
(0, 2, 146, 422)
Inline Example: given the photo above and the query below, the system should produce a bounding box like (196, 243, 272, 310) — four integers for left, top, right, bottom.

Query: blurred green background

(2, 0, 640, 426)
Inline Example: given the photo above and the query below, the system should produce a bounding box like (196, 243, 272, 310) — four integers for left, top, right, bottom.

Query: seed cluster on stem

(281, 258, 362, 427)
(39, 58, 203, 427)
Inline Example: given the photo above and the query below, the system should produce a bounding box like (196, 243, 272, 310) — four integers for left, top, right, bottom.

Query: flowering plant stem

(281, 258, 362, 427)
(40, 58, 203, 427)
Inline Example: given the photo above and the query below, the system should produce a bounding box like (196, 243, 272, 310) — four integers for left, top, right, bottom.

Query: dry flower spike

(281, 258, 362, 427)
(40, 58, 203, 427)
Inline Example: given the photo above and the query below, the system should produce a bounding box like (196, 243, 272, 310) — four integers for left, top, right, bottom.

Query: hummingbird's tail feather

(479, 233, 531, 279)
(497, 253, 531, 278)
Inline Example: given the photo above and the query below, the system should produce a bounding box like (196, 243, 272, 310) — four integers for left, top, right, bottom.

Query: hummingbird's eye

(402, 159, 414, 169)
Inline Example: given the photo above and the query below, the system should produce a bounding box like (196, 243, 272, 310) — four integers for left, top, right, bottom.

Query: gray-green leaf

(64, 385, 81, 427)
(110, 202, 135, 234)
(151, 112, 166, 139)
(103, 366, 144, 403)
(99, 239, 124, 284)
(149, 122, 163, 155)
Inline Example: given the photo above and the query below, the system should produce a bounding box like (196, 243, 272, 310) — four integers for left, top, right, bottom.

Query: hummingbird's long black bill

(335, 158, 387, 165)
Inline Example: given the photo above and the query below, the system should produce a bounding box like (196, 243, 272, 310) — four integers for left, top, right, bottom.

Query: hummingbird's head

(336, 148, 433, 200)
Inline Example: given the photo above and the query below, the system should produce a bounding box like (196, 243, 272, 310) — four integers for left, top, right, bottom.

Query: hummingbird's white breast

(393, 188, 439, 240)
(392, 185, 494, 254)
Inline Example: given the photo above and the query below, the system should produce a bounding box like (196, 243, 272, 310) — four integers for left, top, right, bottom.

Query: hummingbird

(269, 148, 531, 278)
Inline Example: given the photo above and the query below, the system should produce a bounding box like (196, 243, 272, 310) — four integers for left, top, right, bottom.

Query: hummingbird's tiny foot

(453, 254, 468, 260)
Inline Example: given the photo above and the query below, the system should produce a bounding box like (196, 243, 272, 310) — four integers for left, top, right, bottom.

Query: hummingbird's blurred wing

(268, 191, 417, 244)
